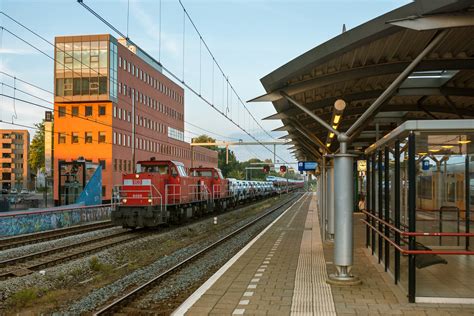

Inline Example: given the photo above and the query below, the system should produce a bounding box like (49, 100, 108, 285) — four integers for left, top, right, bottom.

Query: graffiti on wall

(0, 206, 112, 237)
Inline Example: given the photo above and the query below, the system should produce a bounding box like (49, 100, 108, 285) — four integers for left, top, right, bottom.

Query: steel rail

(0, 221, 113, 251)
(0, 230, 148, 281)
(93, 193, 301, 315)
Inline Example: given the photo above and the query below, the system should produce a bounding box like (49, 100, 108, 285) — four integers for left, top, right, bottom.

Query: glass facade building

(55, 34, 117, 102)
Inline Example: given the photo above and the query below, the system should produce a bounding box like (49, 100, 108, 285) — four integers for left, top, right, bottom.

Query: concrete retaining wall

(0, 205, 112, 237)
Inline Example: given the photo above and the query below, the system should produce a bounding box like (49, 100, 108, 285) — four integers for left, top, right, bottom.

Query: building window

(113, 132, 116, 144)
(58, 133, 66, 144)
(119, 159, 122, 171)
(114, 159, 117, 171)
(58, 106, 66, 117)
(72, 132, 79, 144)
(102, 185, 106, 197)
(71, 106, 79, 117)
(98, 132, 106, 143)
(85, 132, 93, 143)
(99, 159, 106, 170)
(85, 106, 93, 116)
(99, 105, 106, 116)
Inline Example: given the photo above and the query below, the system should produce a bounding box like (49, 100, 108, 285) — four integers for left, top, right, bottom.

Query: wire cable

(76, 0, 289, 164)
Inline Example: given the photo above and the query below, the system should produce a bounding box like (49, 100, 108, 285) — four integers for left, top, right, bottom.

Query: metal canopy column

(326, 162, 335, 240)
(330, 135, 359, 283)
(281, 93, 360, 284)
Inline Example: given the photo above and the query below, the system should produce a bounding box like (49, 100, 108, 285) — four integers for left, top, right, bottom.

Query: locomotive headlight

(148, 198, 153, 203)
(135, 174, 140, 178)
(122, 198, 128, 203)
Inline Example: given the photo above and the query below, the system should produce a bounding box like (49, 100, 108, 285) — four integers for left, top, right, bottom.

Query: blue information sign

(298, 161, 317, 171)
(422, 160, 430, 171)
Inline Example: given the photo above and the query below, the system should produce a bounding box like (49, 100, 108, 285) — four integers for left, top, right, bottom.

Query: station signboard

(422, 160, 430, 171)
(298, 161, 317, 171)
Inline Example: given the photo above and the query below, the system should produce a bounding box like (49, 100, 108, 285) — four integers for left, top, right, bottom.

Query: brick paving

(183, 193, 312, 315)
(178, 193, 474, 315)
(323, 213, 474, 315)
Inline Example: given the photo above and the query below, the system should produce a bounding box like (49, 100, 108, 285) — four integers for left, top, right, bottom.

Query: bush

(9, 288, 38, 308)
(89, 256, 113, 274)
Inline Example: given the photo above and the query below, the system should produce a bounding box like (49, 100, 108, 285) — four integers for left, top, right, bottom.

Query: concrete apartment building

(53, 34, 218, 204)
(0, 130, 30, 191)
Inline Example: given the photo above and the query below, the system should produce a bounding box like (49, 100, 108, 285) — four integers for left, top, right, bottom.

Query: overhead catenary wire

(176, 0, 275, 141)
(0, 8, 287, 164)
(0, 10, 258, 146)
(0, 24, 238, 148)
(76, 0, 289, 164)
(0, 119, 115, 146)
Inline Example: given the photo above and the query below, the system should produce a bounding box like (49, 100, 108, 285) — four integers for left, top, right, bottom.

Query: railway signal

(280, 165, 287, 173)
(263, 165, 270, 173)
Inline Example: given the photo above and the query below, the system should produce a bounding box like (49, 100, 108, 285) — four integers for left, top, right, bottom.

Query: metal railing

(114, 184, 163, 211)
(188, 183, 211, 202)
(165, 184, 182, 205)
(362, 209, 474, 255)
(212, 184, 231, 200)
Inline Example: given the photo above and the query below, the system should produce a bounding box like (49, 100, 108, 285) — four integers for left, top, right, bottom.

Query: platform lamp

(326, 99, 346, 148)
(325, 99, 346, 148)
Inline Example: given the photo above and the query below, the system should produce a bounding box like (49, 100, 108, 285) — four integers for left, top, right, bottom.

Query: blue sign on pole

(298, 161, 317, 171)
(422, 160, 430, 171)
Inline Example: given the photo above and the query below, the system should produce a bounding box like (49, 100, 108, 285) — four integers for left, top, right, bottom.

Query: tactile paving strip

(291, 193, 336, 315)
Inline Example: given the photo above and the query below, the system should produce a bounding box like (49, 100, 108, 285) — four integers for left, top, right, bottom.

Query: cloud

(0, 48, 37, 55)
(130, 0, 180, 56)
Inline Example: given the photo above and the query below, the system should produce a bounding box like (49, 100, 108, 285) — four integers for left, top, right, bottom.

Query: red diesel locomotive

(111, 158, 304, 228)
(112, 159, 233, 228)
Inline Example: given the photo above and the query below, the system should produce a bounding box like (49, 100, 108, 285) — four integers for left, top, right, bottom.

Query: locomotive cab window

(177, 165, 187, 176)
(138, 164, 169, 175)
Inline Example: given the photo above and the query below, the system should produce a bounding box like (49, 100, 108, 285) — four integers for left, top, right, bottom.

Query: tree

(29, 121, 45, 173)
(191, 134, 217, 150)
(218, 148, 239, 177)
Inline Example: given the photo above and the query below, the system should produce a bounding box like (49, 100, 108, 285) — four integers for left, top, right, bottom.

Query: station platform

(174, 192, 474, 315)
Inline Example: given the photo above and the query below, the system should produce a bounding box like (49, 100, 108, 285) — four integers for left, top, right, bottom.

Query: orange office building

(53, 34, 217, 204)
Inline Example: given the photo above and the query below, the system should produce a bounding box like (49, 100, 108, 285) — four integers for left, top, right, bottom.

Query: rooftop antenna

(342, 24, 347, 33)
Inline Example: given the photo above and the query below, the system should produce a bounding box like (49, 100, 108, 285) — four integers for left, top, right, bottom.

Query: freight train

(111, 158, 304, 228)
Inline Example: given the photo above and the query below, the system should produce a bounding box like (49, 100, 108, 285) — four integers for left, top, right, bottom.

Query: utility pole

(131, 88, 136, 171)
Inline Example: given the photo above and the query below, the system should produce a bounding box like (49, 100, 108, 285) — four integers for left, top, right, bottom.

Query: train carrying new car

(111, 158, 304, 228)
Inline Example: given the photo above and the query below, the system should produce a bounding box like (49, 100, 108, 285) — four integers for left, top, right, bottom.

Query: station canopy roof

(251, 0, 474, 162)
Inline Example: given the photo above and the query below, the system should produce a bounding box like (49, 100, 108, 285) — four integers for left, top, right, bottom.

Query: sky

(0, 0, 412, 165)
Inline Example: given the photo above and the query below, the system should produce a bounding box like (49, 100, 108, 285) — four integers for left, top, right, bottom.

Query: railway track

(0, 229, 147, 280)
(0, 221, 114, 251)
(92, 193, 300, 315)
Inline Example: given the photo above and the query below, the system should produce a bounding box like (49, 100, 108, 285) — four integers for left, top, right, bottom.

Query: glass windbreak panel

(398, 136, 409, 295)
(412, 133, 474, 299)
(386, 148, 397, 279)
(415, 134, 472, 249)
